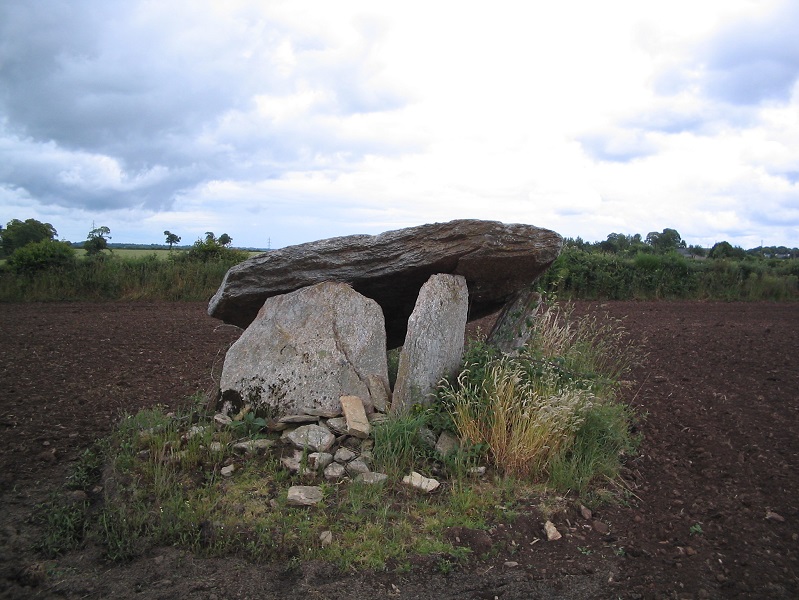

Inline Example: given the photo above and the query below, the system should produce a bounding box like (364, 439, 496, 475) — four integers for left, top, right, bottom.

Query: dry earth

(0, 301, 797, 599)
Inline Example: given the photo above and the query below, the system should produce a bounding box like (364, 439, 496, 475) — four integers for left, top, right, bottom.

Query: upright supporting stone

(487, 288, 542, 354)
(218, 281, 388, 417)
(392, 274, 468, 413)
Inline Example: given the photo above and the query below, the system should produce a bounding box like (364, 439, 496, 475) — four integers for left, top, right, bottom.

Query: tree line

(538, 228, 798, 301)
(1, 219, 796, 302)
(0, 218, 243, 274)
(567, 228, 798, 259)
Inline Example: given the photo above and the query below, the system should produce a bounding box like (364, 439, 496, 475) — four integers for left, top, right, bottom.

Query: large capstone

(218, 282, 388, 417)
(208, 219, 562, 348)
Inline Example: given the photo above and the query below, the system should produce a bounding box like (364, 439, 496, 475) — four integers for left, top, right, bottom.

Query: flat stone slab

(208, 219, 562, 348)
(340, 395, 371, 439)
(402, 471, 440, 492)
(355, 472, 388, 485)
(286, 424, 335, 453)
(287, 486, 324, 506)
(232, 438, 275, 455)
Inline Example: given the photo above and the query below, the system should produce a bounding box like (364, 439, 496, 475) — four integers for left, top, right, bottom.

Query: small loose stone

(544, 521, 562, 541)
(402, 471, 440, 492)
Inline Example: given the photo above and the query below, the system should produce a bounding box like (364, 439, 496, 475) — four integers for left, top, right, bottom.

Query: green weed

(34, 496, 90, 557)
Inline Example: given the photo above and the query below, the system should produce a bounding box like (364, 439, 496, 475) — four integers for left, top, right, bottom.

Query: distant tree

(645, 228, 686, 254)
(179, 231, 246, 263)
(164, 230, 181, 249)
(84, 225, 111, 256)
(1, 218, 58, 257)
(686, 244, 706, 258)
(7, 239, 75, 273)
(708, 241, 746, 260)
(563, 236, 591, 251)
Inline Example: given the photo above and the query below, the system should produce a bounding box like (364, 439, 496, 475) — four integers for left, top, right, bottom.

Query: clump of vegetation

(38, 302, 640, 570)
(538, 228, 798, 301)
(440, 303, 639, 490)
(0, 228, 253, 302)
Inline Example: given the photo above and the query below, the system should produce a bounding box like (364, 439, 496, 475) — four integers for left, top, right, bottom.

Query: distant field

(74, 248, 174, 259)
(70, 248, 265, 260)
(0, 248, 264, 269)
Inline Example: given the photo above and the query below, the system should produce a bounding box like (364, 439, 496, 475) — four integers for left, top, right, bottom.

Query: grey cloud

(701, 2, 799, 105)
(778, 171, 799, 185)
(654, 1, 799, 107)
(0, 1, 410, 213)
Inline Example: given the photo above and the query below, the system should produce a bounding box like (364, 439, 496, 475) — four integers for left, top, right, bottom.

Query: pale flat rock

(287, 486, 324, 506)
(183, 425, 209, 441)
(304, 408, 342, 418)
(392, 274, 468, 412)
(402, 471, 440, 492)
(278, 415, 319, 424)
(281, 451, 311, 475)
(345, 458, 370, 476)
(286, 424, 335, 453)
(308, 452, 334, 471)
(233, 438, 275, 455)
(325, 417, 348, 436)
(340, 395, 371, 439)
(435, 431, 460, 457)
(220, 464, 236, 477)
(213, 413, 233, 430)
(545, 520, 562, 541)
(324, 462, 347, 480)
(355, 472, 388, 485)
(334, 447, 357, 464)
(208, 219, 563, 348)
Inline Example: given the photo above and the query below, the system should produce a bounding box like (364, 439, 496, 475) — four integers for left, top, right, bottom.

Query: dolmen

(209, 219, 562, 348)
(209, 219, 562, 418)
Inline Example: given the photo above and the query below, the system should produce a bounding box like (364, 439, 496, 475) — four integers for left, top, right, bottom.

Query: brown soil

(1, 301, 797, 599)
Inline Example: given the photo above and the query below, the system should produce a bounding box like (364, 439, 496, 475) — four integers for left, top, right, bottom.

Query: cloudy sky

(1, 0, 798, 249)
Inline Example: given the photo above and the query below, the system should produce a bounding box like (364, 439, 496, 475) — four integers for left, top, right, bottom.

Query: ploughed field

(0, 301, 797, 599)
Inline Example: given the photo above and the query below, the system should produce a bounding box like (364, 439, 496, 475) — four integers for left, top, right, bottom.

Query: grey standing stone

(486, 288, 542, 354)
(218, 282, 389, 417)
(392, 274, 468, 413)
